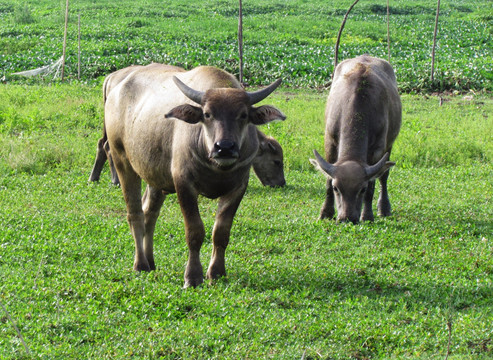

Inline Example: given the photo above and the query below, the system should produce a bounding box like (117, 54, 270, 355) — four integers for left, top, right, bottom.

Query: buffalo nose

(214, 140, 238, 157)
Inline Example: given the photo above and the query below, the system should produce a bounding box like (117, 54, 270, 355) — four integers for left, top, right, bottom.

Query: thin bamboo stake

(0, 300, 30, 355)
(61, 0, 69, 81)
(431, 0, 441, 82)
(387, 0, 391, 63)
(333, 0, 360, 77)
(238, 0, 244, 85)
(78, 14, 81, 80)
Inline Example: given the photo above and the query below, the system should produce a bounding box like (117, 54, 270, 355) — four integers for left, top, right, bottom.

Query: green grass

(0, 82, 492, 358)
(1, 0, 492, 92)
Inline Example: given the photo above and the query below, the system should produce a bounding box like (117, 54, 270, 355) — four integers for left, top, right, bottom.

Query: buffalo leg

(207, 184, 247, 281)
(141, 185, 166, 270)
(361, 180, 376, 222)
(103, 141, 120, 185)
(377, 169, 392, 217)
(88, 137, 107, 182)
(320, 178, 335, 219)
(113, 156, 149, 271)
(176, 185, 205, 288)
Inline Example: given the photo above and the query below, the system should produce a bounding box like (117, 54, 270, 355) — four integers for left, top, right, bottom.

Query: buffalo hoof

(378, 201, 392, 217)
(319, 209, 335, 220)
(133, 262, 152, 272)
(184, 263, 204, 288)
(360, 212, 375, 222)
(206, 266, 226, 281)
(183, 276, 204, 288)
(147, 260, 156, 271)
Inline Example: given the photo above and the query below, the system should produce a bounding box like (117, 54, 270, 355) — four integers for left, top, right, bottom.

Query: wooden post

(238, 0, 244, 85)
(333, 0, 360, 77)
(61, 0, 69, 81)
(431, 0, 441, 82)
(387, 0, 391, 63)
(78, 14, 81, 80)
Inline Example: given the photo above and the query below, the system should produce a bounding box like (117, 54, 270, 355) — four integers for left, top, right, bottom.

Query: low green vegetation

(0, 83, 492, 358)
(1, 0, 492, 92)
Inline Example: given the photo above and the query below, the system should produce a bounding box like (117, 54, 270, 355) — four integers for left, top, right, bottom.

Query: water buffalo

(89, 66, 286, 187)
(252, 130, 285, 187)
(311, 55, 401, 224)
(102, 63, 286, 287)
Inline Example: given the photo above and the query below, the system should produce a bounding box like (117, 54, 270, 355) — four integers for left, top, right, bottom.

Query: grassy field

(0, 82, 492, 358)
(1, 0, 492, 91)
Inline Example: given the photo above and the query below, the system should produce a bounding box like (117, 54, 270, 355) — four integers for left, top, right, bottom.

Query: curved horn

(173, 76, 204, 105)
(247, 79, 282, 105)
(313, 149, 337, 178)
(365, 152, 391, 179)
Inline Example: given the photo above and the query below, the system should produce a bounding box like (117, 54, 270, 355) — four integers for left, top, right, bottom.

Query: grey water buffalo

(311, 55, 401, 224)
(102, 63, 286, 287)
(89, 65, 286, 187)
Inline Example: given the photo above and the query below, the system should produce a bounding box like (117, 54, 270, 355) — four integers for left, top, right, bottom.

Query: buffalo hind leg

(207, 184, 247, 281)
(104, 141, 120, 186)
(361, 180, 376, 222)
(377, 169, 392, 217)
(320, 178, 335, 220)
(141, 185, 166, 270)
(88, 137, 107, 182)
(176, 185, 205, 288)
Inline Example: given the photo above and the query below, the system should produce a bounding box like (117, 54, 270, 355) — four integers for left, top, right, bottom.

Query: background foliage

(0, 0, 492, 92)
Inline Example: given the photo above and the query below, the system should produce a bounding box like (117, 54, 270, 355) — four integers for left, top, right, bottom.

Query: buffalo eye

(360, 187, 367, 195)
(204, 112, 211, 120)
(239, 112, 248, 120)
(333, 186, 339, 194)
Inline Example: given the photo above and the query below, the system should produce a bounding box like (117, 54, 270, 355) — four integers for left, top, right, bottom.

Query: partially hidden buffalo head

(310, 150, 395, 224)
(252, 135, 285, 187)
(165, 77, 286, 169)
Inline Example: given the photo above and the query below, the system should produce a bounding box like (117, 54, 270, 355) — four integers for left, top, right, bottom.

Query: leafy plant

(0, 0, 491, 92)
(13, 4, 34, 25)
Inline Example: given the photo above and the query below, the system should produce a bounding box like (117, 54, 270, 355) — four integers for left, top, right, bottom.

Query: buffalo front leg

(113, 157, 150, 271)
(176, 186, 205, 288)
(141, 185, 166, 270)
(377, 169, 392, 217)
(207, 184, 247, 281)
(361, 180, 376, 222)
(320, 178, 335, 220)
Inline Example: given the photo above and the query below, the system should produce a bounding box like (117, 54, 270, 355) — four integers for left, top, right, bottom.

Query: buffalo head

(311, 150, 395, 224)
(253, 135, 285, 187)
(165, 77, 285, 169)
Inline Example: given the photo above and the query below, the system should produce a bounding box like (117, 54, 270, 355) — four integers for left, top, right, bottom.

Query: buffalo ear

(250, 105, 286, 125)
(367, 161, 395, 181)
(165, 104, 203, 124)
(310, 149, 336, 179)
(365, 153, 395, 180)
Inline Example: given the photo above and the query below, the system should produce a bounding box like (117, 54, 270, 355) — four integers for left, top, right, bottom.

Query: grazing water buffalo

(311, 55, 401, 224)
(89, 66, 286, 188)
(102, 64, 285, 287)
(252, 130, 285, 187)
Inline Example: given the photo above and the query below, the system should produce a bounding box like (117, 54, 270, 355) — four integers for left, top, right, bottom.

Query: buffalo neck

(337, 102, 370, 164)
